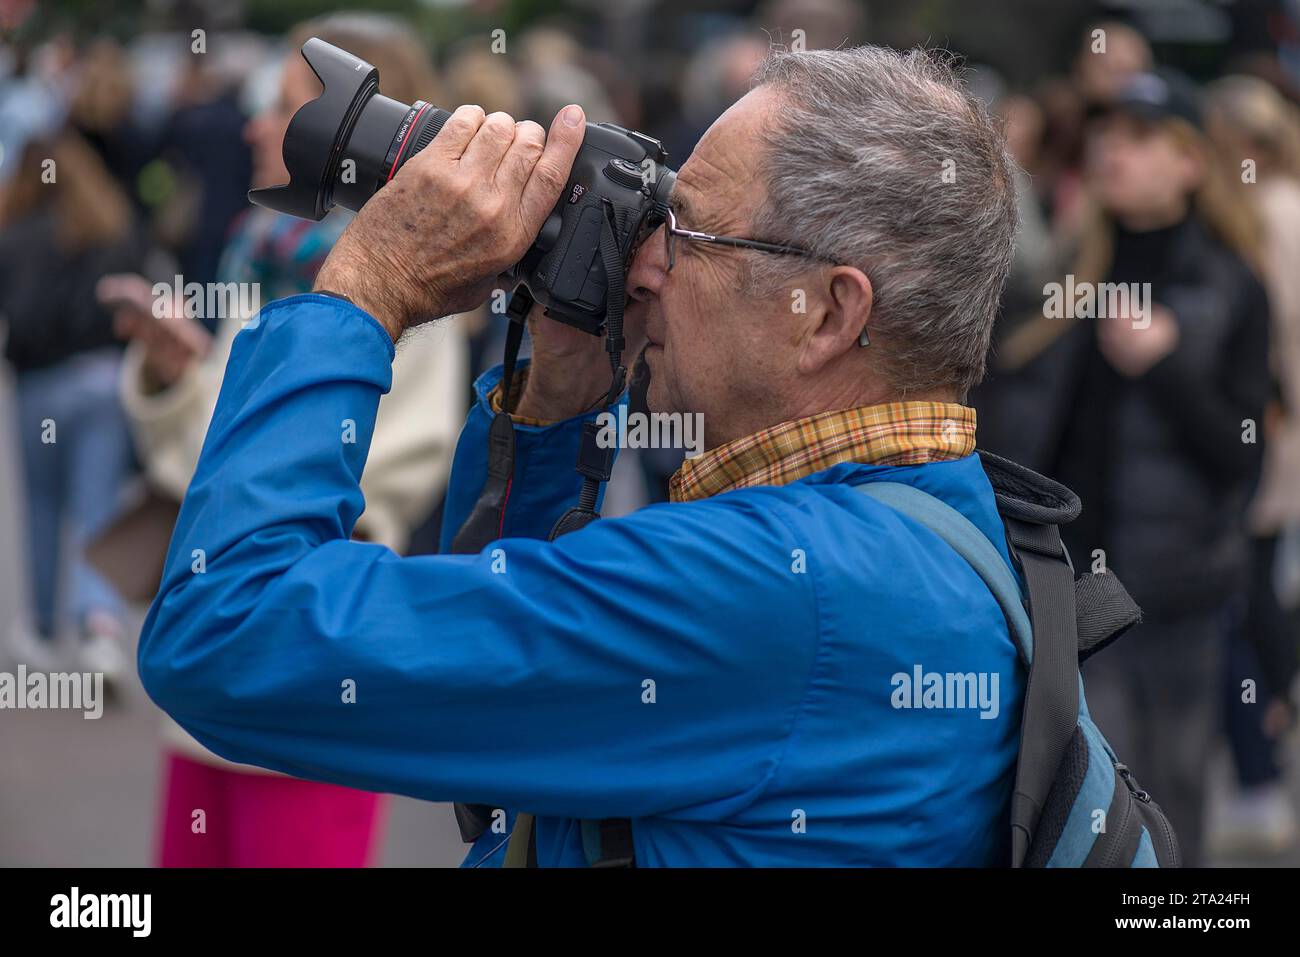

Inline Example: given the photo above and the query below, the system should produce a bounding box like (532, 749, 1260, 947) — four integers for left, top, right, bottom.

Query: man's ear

(798, 266, 873, 375)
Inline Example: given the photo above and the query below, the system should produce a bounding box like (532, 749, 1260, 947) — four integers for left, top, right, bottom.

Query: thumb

(519, 104, 585, 234)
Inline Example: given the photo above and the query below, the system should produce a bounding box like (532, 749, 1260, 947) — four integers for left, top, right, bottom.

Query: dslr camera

(249, 37, 677, 336)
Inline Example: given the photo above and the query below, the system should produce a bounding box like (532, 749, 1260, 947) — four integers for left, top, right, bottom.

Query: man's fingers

(519, 105, 585, 234)
(426, 104, 487, 160)
(496, 119, 546, 189)
(460, 111, 518, 174)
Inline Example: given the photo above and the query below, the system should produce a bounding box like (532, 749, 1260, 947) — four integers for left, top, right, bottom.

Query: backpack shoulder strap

(855, 481, 1079, 867)
(856, 482, 1031, 657)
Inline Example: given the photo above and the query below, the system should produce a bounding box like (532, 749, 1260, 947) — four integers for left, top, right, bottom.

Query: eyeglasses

(661, 206, 833, 272)
(654, 206, 869, 346)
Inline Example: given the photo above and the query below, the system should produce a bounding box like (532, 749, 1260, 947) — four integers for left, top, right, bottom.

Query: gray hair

(749, 46, 1018, 398)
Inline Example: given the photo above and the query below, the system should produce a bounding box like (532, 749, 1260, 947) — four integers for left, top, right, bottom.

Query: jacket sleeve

(137, 293, 818, 822)
(121, 298, 470, 553)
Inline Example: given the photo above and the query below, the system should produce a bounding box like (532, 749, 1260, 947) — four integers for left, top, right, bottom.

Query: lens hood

(248, 38, 380, 220)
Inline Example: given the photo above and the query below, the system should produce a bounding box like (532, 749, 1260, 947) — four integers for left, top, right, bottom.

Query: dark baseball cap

(1108, 68, 1204, 130)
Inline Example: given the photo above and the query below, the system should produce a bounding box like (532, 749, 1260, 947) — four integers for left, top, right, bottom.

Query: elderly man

(139, 46, 1023, 866)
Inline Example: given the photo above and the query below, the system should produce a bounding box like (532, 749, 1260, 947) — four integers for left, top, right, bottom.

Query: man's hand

(512, 283, 648, 422)
(314, 103, 587, 341)
(512, 302, 614, 421)
(99, 274, 213, 392)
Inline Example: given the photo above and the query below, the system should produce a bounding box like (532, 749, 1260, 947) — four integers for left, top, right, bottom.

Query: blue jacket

(138, 293, 1027, 867)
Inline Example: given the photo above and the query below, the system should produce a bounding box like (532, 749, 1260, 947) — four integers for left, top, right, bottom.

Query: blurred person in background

(516, 26, 643, 132)
(660, 31, 767, 167)
(1073, 19, 1154, 110)
(0, 130, 146, 683)
(1041, 21, 1154, 245)
(967, 75, 1061, 462)
(517, 26, 619, 130)
(1028, 77, 1089, 241)
(0, 35, 77, 169)
(972, 22, 1154, 467)
(64, 38, 150, 214)
(755, 0, 867, 54)
(1205, 74, 1300, 856)
(440, 37, 524, 118)
(147, 51, 254, 296)
(1002, 22, 1154, 258)
(972, 68, 1057, 327)
(98, 12, 468, 867)
(996, 69, 1272, 864)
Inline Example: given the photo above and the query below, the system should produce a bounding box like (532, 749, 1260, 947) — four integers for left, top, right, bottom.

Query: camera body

(507, 121, 672, 334)
(249, 38, 676, 335)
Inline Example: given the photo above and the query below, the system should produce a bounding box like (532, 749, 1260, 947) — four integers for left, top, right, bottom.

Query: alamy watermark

(152, 275, 261, 326)
(0, 666, 104, 719)
(50, 887, 150, 937)
(596, 407, 705, 458)
(1043, 275, 1152, 328)
(890, 664, 1000, 719)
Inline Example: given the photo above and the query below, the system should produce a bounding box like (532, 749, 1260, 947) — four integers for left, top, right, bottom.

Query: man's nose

(627, 224, 667, 304)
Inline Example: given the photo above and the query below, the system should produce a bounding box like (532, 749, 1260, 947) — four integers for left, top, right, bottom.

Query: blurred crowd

(2, 0, 1299, 867)
(971, 18, 1300, 867)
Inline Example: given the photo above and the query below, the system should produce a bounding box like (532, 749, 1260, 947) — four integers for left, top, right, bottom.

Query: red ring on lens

(387, 102, 431, 181)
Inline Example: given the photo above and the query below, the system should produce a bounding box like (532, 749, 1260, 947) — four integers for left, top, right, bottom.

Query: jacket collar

(669, 401, 976, 503)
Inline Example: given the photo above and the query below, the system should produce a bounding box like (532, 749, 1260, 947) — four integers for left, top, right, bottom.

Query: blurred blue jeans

(13, 349, 131, 639)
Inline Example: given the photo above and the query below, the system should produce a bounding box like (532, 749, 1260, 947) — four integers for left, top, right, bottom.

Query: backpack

(856, 451, 1180, 867)
(494, 451, 1181, 867)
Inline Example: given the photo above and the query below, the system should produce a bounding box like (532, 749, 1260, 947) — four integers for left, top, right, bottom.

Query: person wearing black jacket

(0, 130, 145, 681)
(983, 70, 1271, 865)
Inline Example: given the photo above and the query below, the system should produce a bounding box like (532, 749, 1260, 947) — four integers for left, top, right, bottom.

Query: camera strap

(547, 198, 627, 539)
(447, 291, 529, 556)
(447, 290, 529, 847)
(449, 199, 631, 849)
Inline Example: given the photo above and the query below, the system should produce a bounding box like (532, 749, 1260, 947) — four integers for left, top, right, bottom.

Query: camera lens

(333, 97, 451, 210)
(248, 39, 451, 220)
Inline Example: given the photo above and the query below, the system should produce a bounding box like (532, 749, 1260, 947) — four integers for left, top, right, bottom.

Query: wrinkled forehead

(671, 85, 780, 229)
